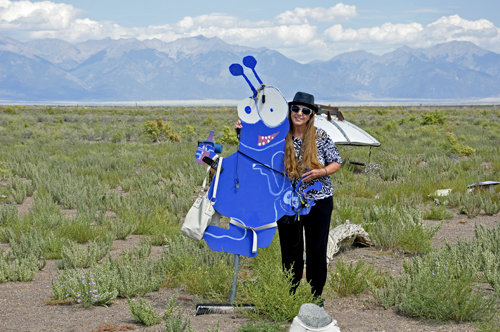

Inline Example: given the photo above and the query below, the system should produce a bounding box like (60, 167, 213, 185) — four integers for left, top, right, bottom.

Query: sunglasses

(290, 105, 313, 116)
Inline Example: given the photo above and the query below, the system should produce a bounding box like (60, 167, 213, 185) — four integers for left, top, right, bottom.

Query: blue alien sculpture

(194, 56, 320, 257)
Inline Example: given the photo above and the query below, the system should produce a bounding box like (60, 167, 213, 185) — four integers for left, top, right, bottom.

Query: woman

(278, 91, 342, 300)
(235, 91, 342, 300)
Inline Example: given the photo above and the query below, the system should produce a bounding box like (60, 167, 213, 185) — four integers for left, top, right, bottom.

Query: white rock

(327, 222, 372, 263)
(290, 304, 341, 332)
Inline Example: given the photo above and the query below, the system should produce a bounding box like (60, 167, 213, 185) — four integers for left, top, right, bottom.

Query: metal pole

(229, 254, 240, 304)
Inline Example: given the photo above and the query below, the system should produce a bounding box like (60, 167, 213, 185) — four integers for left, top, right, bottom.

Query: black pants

(277, 196, 333, 297)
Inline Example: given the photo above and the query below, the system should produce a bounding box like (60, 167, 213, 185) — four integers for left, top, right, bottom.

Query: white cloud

(275, 4, 357, 25)
(419, 14, 500, 55)
(177, 13, 242, 31)
(429, 15, 495, 30)
(0, 0, 499, 63)
(321, 15, 500, 60)
(0, 0, 80, 30)
(423, 14, 499, 44)
(325, 22, 424, 43)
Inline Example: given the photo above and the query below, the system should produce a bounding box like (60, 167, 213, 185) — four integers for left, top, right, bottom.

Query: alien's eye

(237, 98, 260, 124)
(283, 191, 292, 204)
(258, 87, 288, 128)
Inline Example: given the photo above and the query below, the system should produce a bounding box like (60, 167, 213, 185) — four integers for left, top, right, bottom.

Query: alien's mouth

(257, 132, 279, 146)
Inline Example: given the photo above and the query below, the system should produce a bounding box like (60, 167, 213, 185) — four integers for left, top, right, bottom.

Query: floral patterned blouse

(292, 127, 342, 201)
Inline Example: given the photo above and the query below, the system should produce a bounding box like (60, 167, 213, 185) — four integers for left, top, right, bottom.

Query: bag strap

(199, 165, 212, 196)
(237, 150, 285, 176)
(211, 156, 223, 202)
(230, 218, 277, 253)
(199, 155, 220, 196)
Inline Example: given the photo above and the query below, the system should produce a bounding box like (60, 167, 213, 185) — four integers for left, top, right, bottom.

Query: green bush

(1, 221, 49, 281)
(162, 291, 182, 320)
(237, 321, 288, 332)
(422, 110, 446, 125)
(0, 203, 19, 227)
(144, 118, 181, 142)
(51, 240, 168, 306)
(423, 205, 453, 220)
(370, 225, 500, 322)
(179, 125, 196, 136)
(363, 205, 441, 254)
(57, 209, 109, 243)
(371, 257, 496, 322)
(52, 269, 118, 307)
(157, 235, 233, 299)
(9, 177, 34, 204)
(0, 251, 44, 282)
(0, 162, 11, 179)
(446, 191, 463, 208)
(128, 297, 163, 326)
(107, 218, 138, 240)
(382, 119, 398, 132)
(459, 192, 483, 217)
(56, 235, 114, 269)
(331, 196, 363, 224)
(202, 116, 216, 126)
(218, 126, 239, 145)
(446, 132, 475, 156)
(3, 228, 46, 259)
(477, 315, 500, 332)
(44, 231, 66, 259)
(482, 196, 500, 215)
(3, 106, 18, 115)
(106, 242, 166, 298)
(162, 311, 194, 332)
(111, 131, 125, 143)
(326, 257, 386, 298)
(128, 292, 181, 326)
(239, 237, 320, 322)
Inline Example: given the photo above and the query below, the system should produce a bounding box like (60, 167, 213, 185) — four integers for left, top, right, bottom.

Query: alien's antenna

(242, 56, 263, 85)
(229, 64, 257, 96)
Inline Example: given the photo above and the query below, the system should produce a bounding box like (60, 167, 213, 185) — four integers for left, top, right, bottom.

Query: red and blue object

(195, 131, 223, 167)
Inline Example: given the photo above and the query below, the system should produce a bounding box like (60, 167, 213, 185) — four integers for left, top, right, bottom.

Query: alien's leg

(277, 215, 304, 294)
(302, 196, 333, 297)
(203, 223, 276, 258)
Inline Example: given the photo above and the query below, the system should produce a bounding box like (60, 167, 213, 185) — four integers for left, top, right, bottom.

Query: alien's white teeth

(258, 132, 279, 146)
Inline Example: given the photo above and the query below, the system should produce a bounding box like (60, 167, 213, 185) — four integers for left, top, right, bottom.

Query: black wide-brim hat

(288, 91, 319, 113)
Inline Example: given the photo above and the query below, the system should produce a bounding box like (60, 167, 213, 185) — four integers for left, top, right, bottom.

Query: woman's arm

(325, 162, 341, 176)
(300, 162, 341, 182)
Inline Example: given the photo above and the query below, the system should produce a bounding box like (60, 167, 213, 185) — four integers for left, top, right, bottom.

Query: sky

(0, 0, 499, 63)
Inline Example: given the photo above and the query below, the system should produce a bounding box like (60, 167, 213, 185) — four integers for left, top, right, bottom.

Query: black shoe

(313, 295, 325, 308)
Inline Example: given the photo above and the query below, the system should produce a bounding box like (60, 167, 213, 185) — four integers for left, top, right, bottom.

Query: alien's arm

(252, 164, 287, 196)
(251, 150, 288, 195)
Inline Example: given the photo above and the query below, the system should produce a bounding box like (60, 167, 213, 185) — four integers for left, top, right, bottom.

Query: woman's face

(290, 104, 312, 128)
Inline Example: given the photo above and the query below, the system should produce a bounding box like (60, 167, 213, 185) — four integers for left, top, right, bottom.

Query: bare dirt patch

(0, 207, 498, 332)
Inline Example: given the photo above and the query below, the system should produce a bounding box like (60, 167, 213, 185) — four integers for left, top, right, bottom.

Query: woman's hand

(301, 168, 326, 183)
(235, 120, 242, 131)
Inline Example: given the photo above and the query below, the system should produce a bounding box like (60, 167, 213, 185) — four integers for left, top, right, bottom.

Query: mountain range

(0, 33, 499, 102)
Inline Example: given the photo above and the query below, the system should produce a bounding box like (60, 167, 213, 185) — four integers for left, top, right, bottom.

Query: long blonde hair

(284, 111, 324, 179)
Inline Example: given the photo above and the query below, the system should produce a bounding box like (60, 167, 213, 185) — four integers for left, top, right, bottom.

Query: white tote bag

(181, 157, 222, 241)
